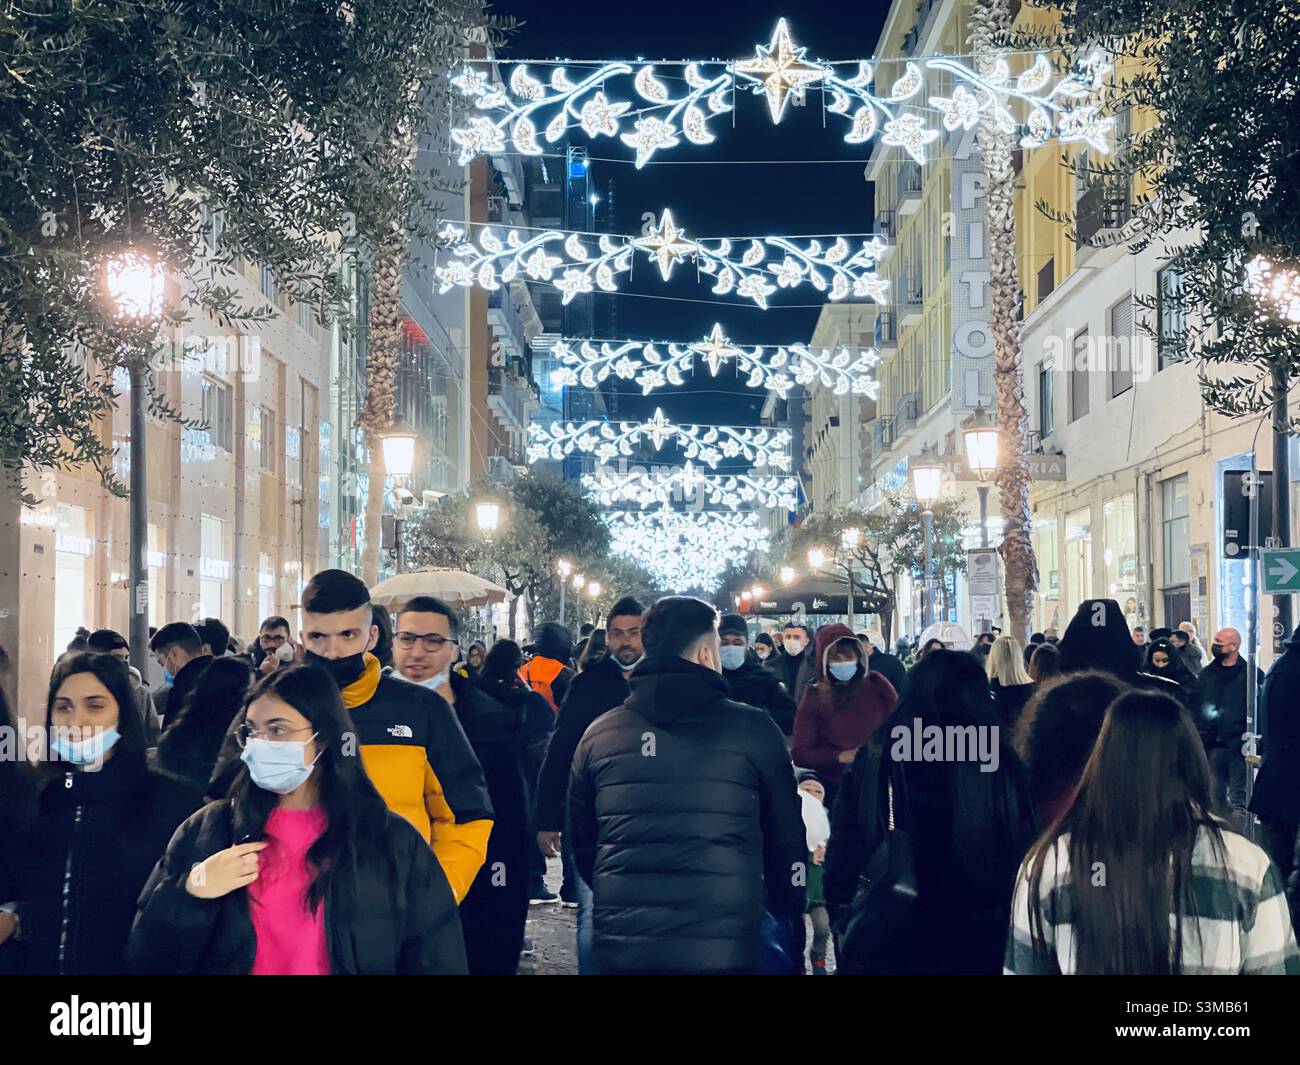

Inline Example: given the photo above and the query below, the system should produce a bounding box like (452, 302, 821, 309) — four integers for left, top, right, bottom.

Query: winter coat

(155, 657, 252, 793)
(567, 656, 806, 975)
(534, 654, 631, 833)
(447, 666, 532, 975)
(775, 645, 815, 704)
(791, 625, 898, 782)
(157, 653, 213, 732)
(989, 679, 1036, 729)
(9, 755, 200, 974)
(824, 710, 1037, 975)
(723, 651, 797, 735)
(867, 648, 910, 702)
(1251, 631, 1300, 822)
(127, 797, 467, 974)
(1200, 657, 1264, 751)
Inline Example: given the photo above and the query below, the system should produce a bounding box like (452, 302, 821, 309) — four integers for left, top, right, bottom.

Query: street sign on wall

(1261, 548, 1300, 594)
(909, 452, 1067, 482)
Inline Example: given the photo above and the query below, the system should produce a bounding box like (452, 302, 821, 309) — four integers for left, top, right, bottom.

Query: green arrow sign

(1261, 549, 1300, 593)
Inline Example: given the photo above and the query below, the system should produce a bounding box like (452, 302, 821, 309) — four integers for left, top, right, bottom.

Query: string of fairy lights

(454, 18, 1113, 592)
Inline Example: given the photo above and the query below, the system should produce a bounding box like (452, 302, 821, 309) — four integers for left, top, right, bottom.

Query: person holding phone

(128, 665, 467, 974)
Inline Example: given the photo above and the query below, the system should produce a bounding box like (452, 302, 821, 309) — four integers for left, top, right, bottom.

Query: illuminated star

(644, 408, 674, 449)
(733, 19, 828, 124)
(631, 210, 699, 281)
(692, 323, 742, 375)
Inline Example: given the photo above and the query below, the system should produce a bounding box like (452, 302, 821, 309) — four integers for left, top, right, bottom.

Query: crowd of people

(1, 574, 1298, 976)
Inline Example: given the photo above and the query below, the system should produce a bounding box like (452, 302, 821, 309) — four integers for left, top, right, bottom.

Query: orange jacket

(519, 656, 567, 712)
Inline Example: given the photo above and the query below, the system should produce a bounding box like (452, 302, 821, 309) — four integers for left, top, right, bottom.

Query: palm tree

(971, 0, 1038, 642)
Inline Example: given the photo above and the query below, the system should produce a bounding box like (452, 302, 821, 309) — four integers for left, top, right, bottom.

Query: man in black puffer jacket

(567, 596, 806, 975)
(718, 613, 796, 735)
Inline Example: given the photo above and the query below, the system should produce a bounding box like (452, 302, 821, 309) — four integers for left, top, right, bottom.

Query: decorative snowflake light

(449, 19, 1113, 168)
(605, 510, 771, 593)
(549, 323, 880, 399)
(582, 463, 799, 511)
(435, 211, 889, 309)
(529, 409, 792, 470)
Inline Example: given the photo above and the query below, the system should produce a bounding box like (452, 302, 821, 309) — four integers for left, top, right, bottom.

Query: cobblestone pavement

(515, 858, 836, 975)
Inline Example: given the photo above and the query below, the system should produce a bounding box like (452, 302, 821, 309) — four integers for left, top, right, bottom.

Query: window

(286, 425, 302, 490)
(260, 407, 276, 472)
(1034, 516, 1060, 632)
(200, 514, 229, 619)
(260, 265, 279, 306)
(1070, 328, 1090, 422)
(1157, 266, 1184, 370)
(1038, 360, 1055, 437)
(1037, 257, 1055, 302)
(201, 377, 233, 452)
(1103, 494, 1138, 624)
(147, 523, 165, 628)
(1065, 507, 1094, 620)
(1109, 294, 1134, 396)
(1162, 475, 1190, 587)
(54, 504, 93, 652)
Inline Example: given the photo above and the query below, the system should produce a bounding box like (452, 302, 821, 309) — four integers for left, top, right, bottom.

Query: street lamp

(911, 445, 944, 630)
(572, 573, 586, 593)
(779, 565, 797, 585)
(475, 499, 501, 550)
(557, 558, 573, 626)
(751, 584, 765, 599)
(104, 247, 164, 676)
(587, 580, 601, 624)
(962, 405, 998, 549)
(841, 527, 862, 550)
(378, 419, 419, 573)
(807, 547, 827, 571)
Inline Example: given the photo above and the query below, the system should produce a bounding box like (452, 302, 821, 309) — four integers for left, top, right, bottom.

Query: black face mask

(1210, 644, 1228, 661)
(305, 648, 368, 689)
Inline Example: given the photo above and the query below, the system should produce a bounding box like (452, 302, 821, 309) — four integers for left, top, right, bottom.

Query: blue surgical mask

(829, 661, 859, 683)
(719, 646, 747, 671)
(52, 726, 121, 766)
(240, 735, 322, 795)
(162, 669, 175, 686)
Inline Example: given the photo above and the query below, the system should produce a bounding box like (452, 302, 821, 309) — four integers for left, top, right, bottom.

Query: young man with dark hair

(87, 629, 161, 743)
(567, 595, 807, 975)
(150, 622, 211, 731)
(194, 617, 230, 659)
(211, 570, 493, 904)
(717, 613, 796, 736)
(777, 621, 815, 703)
(534, 595, 644, 965)
(246, 615, 294, 674)
(391, 595, 530, 974)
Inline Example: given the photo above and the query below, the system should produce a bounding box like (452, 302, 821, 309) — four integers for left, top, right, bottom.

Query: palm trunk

(973, 0, 1037, 643)
(359, 229, 408, 586)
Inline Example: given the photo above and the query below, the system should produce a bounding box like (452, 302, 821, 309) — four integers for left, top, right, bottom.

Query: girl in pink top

(248, 806, 330, 975)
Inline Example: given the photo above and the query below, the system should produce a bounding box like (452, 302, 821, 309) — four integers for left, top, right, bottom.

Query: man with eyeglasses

(244, 615, 296, 675)
(391, 596, 532, 974)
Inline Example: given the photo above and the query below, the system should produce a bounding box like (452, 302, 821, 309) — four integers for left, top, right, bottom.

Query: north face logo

(387, 724, 413, 738)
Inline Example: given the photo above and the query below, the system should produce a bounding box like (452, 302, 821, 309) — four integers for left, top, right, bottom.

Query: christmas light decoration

(605, 510, 771, 592)
(435, 213, 889, 310)
(582, 463, 799, 511)
(528, 408, 792, 470)
(449, 20, 1113, 167)
(549, 323, 880, 399)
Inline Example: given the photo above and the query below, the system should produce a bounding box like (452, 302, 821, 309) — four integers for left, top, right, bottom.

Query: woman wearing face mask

(754, 633, 776, 664)
(5, 654, 200, 974)
(791, 625, 898, 802)
(128, 665, 468, 974)
(1142, 637, 1202, 731)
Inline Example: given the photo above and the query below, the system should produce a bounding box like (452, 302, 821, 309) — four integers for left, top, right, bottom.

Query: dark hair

(1144, 637, 1196, 684)
(302, 568, 371, 615)
(157, 657, 253, 788)
(1168, 630, 1189, 647)
(1024, 689, 1224, 974)
(397, 595, 459, 638)
(195, 618, 230, 657)
(783, 622, 812, 638)
(1027, 641, 1063, 683)
(1014, 670, 1123, 817)
(259, 616, 291, 634)
(642, 596, 718, 658)
(1030, 632, 1045, 644)
(1059, 598, 1141, 680)
(479, 639, 524, 689)
(577, 628, 607, 670)
(229, 665, 392, 915)
(66, 635, 89, 653)
(150, 621, 202, 657)
(43, 653, 147, 776)
(86, 628, 128, 653)
(370, 605, 394, 669)
(755, 632, 775, 649)
(579, 623, 595, 637)
(606, 596, 645, 626)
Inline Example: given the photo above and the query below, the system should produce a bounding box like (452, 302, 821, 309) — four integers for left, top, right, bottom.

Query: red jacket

(791, 624, 898, 780)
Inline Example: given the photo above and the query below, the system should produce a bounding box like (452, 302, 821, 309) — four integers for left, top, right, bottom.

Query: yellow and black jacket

(341, 656, 493, 902)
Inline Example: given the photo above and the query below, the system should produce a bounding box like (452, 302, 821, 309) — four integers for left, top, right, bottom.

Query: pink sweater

(248, 807, 330, 975)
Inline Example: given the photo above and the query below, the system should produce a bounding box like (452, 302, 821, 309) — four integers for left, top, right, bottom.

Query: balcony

(898, 161, 923, 214)
(487, 366, 539, 436)
(872, 416, 896, 452)
(875, 209, 896, 240)
(1076, 181, 1132, 261)
(487, 285, 530, 362)
(874, 310, 897, 349)
(900, 270, 924, 326)
(894, 392, 919, 434)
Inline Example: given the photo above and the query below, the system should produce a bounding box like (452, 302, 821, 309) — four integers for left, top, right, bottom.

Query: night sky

(494, 1, 889, 430)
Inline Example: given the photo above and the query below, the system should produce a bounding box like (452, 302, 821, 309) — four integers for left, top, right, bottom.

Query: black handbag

(837, 749, 918, 971)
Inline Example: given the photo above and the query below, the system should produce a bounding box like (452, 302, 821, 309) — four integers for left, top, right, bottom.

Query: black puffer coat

(127, 796, 467, 974)
(11, 755, 200, 974)
(567, 656, 806, 975)
(723, 652, 797, 735)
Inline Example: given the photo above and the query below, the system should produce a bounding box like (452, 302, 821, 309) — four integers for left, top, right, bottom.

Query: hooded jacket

(207, 654, 493, 903)
(1058, 599, 1142, 681)
(566, 656, 806, 975)
(791, 625, 898, 781)
(724, 651, 797, 735)
(126, 795, 467, 975)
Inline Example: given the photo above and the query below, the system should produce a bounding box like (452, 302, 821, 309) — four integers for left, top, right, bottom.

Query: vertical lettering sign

(950, 124, 994, 411)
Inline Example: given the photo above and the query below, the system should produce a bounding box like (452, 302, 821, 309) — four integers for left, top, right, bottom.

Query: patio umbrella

(916, 621, 973, 652)
(370, 568, 509, 610)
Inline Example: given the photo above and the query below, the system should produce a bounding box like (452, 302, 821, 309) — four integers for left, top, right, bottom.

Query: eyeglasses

(393, 632, 453, 651)
(236, 722, 317, 747)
